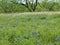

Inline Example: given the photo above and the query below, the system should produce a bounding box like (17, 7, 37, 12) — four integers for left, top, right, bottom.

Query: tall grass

(0, 14, 60, 45)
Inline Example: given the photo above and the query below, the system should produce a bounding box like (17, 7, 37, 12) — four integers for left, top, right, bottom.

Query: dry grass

(0, 12, 60, 16)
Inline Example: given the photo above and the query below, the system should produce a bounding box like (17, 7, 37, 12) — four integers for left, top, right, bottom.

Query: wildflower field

(0, 14, 60, 45)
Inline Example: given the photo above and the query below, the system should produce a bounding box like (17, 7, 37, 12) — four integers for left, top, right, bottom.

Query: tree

(11, 0, 38, 12)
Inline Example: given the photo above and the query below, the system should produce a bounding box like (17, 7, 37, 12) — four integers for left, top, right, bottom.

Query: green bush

(0, 1, 29, 13)
(36, 2, 60, 11)
(0, 1, 60, 13)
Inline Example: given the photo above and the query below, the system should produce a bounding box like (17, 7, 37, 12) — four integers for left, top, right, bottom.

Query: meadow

(0, 14, 60, 45)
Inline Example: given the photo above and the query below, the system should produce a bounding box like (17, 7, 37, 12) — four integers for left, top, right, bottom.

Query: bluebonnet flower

(23, 36, 29, 39)
(31, 32, 35, 38)
(32, 32, 34, 35)
(55, 38, 60, 42)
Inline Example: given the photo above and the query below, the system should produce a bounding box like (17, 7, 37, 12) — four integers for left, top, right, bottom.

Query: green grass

(0, 14, 60, 45)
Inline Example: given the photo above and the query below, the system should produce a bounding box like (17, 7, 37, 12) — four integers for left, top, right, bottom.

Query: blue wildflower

(32, 32, 35, 36)
(55, 38, 60, 42)
(23, 36, 29, 39)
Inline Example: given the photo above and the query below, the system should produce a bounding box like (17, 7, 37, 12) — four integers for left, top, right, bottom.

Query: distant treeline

(0, 1, 60, 13)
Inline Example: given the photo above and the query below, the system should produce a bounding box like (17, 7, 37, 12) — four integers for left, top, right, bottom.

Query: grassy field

(0, 14, 60, 45)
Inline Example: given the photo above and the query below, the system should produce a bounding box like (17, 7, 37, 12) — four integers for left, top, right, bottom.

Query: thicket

(0, 1, 60, 13)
